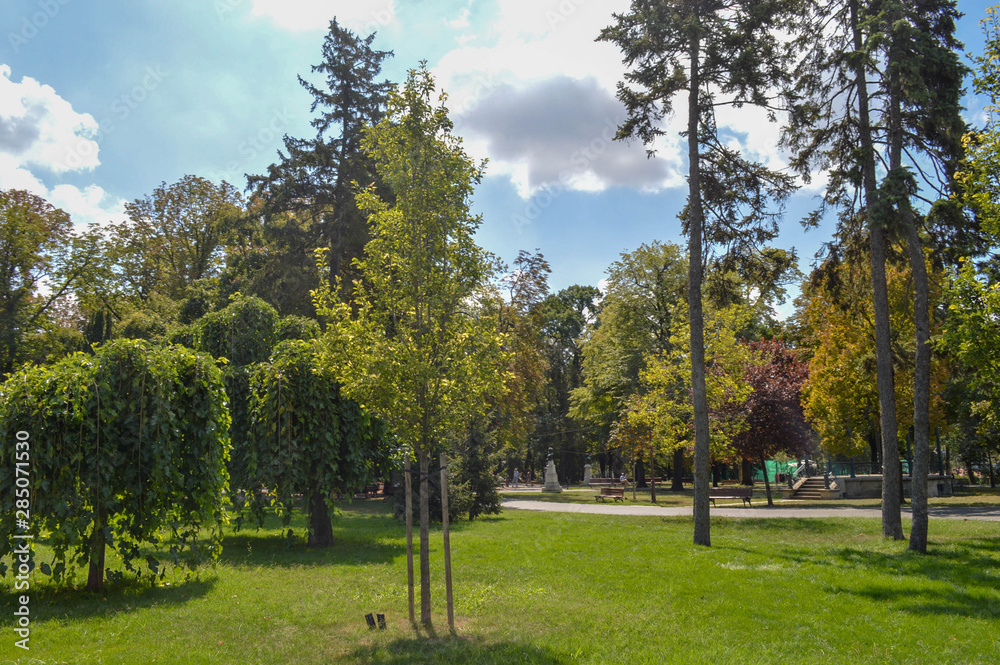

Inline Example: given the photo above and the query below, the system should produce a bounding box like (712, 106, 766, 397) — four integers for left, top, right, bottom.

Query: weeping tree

(599, 0, 800, 546)
(247, 340, 385, 547)
(0, 340, 230, 591)
(317, 64, 507, 627)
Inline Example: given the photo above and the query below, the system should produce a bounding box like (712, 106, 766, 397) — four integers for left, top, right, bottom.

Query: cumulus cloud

(0, 65, 100, 176)
(0, 65, 126, 228)
(249, 0, 396, 32)
(49, 184, 128, 228)
(457, 76, 682, 198)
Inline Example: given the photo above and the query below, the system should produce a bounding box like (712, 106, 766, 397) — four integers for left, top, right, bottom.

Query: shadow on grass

(0, 576, 215, 627)
(768, 536, 1000, 620)
(219, 529, 405, 568)
(349, 634, 576, 665)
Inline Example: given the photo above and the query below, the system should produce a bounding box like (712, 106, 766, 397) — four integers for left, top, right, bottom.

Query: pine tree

(600, 0, 800, 546)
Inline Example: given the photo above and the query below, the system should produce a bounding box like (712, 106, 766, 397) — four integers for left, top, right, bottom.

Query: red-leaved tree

(732, 339, 811, 506)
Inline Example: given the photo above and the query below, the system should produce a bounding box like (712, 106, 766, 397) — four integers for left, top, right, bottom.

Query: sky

(1, 0, 996, 318)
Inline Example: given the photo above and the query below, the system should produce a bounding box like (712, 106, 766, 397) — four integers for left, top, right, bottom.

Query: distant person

(620, 472, 629, 487)
(513, 468, 520, 487)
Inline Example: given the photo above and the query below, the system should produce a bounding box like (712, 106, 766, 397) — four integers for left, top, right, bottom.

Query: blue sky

(1, 0, 995, 317)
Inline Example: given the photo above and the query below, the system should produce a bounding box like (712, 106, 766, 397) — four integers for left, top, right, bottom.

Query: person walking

(513, 468, 520, 488)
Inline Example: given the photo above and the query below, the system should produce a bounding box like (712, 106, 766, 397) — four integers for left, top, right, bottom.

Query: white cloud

(0, 65, 127, 229)
(249, 0, 396, 33)
(0, 64, 100, 176)
(49, 184, 128, 228)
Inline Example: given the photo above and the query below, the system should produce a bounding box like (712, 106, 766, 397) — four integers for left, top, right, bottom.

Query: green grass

(3, 500, 1000, 664)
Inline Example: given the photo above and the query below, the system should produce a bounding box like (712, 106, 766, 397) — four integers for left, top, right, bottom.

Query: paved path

(503, 499, 1000, 521)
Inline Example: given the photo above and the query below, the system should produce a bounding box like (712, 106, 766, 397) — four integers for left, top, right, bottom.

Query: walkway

(502, 499, 1000, 521)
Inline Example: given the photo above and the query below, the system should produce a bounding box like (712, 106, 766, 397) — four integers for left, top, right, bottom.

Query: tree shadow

(347, 634, 577, 665)
(0, 576, 215, 627)
(218, 529, 404, 568)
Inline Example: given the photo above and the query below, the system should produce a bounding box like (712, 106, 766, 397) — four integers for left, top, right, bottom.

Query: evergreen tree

(600, 0, 800, 546)
(246, 19, 394, 307)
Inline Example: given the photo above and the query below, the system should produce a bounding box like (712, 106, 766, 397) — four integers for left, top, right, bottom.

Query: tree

(317, 64, 506, 627)
(247, 340, 385, 546)
(536, 285, 600, 479)
(0, 190, 73, 375)
(122, 175, 243, 301)
(571, 242, 687, 485)
(0, 340, 230, 591)
(731, 339, 811, 506)
(600, 0, 799, 546)
(247, 19, 394, 300)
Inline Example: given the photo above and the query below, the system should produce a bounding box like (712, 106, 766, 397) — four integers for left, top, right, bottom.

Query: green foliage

(117, 309, 168, 342)
(245, 340, 386, 536)
(317, 63, 507, 457)
(0, 339, 230, 587)
(198, 294, 278, 366)
(276, 315, 321, 342)
(0, 189, 73, 374)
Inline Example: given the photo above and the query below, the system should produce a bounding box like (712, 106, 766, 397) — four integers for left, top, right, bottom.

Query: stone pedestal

(543, 459, 562, 493)
(583, 464, 592, 486)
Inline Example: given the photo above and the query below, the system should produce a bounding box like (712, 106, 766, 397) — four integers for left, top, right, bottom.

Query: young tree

(317, 64, 506, 627)
(600, 0, 799, 546)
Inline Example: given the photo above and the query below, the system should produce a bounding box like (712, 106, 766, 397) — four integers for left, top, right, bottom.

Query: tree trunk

(672, 448, 684, 491)
(307, 491, 335, 547)
(850, 0, 903, 540)
(636, 457, 647, 488)
(883, 2, 929, 551)
(86, 507, 107, 592)
(761, 458, 774, 508)
(650, 447, 657, 503)
(418, 450, 432, 626)
(687, 27, 711, 549)
(739, 459, 756, 486)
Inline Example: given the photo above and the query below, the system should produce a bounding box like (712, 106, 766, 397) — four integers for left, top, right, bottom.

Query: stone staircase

(790, 477, 828, 500)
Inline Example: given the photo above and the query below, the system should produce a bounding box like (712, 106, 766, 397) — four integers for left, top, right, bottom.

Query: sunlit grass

(2, 499, 999, 664)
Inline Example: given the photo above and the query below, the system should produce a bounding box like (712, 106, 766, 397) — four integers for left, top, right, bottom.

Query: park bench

(595, 487, 625, 502)
(708, 487, 752, 507)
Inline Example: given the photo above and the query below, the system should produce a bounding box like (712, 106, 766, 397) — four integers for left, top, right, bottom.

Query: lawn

(2, 499, 999, 664)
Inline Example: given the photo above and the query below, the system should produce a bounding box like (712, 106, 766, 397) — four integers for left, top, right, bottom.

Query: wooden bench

(595, 487, 625, 502)
(709, 487, 752, 507)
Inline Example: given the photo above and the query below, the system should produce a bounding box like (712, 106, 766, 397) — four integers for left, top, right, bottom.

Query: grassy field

(2, 499, 999, 664)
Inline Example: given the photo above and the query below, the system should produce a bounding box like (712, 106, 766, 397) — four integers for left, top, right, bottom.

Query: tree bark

(86, 506, 107, 592)
(418, 450, 432, 626)
(688, 26, 711, 549)
(672, 448, 685, 491)
(307, 491, 335, 547)
(650, 447, 657, 503)
(761, 458, 774, 507)
(850, 0, 904, 539)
